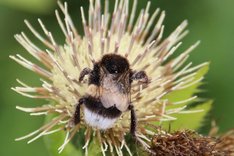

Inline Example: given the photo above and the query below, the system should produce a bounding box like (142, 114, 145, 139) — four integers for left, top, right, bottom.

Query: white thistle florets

(11, 0, 208, 155)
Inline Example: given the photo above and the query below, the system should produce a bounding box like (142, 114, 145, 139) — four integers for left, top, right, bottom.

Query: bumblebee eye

(112, 65, 118, 73)
(109, 65, 118, 74)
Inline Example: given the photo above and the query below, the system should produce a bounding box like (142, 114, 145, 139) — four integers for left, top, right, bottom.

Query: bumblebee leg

(128, 104, 156, 155)
(128, 104, 137, 136)
(79, 67, 92, 82)
(74, 97, 85, 125)
(88, 63, 101, 86)
(131, 71, 149, 83)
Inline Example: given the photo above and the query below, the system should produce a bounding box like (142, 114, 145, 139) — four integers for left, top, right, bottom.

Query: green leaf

(161, 100, 213, 131)
(86, 135, 102, 156)
(160, 63, 211, 131)
(44, 131, 83, 156)
(164, 62, 210, 106)
(43, 115, 83, 156)
(125, 135, 148, 156)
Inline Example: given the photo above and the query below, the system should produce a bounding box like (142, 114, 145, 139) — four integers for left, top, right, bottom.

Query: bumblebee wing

(100, 73, 130, 111)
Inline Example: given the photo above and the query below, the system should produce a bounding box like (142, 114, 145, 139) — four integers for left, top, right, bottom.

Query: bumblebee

(74, 54, 149, 136)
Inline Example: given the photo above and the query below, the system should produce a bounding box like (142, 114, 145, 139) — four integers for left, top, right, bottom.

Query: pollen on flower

(11, 0, 209, 155)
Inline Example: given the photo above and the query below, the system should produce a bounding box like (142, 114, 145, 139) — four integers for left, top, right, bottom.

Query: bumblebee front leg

(79, 67, 92, 82)
(131, 71, 149, 83)
(74, 98, 85, 125)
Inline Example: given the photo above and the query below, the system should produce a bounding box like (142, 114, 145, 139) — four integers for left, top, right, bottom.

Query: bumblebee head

(100, 54, 130, 74)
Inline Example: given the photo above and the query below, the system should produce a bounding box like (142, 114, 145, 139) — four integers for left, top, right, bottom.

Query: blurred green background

(0, 0, 233, 155)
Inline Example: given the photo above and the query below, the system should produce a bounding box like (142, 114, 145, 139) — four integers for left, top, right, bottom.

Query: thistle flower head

(11, 0, 209, 155)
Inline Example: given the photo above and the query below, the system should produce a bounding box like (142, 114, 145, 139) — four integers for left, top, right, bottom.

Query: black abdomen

(82, 96, 122, 118)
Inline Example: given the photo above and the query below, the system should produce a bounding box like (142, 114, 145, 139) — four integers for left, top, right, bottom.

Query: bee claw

(131, 70, 149, 83)
(67, 118, 76, 128)
(79, 67, 92, 82)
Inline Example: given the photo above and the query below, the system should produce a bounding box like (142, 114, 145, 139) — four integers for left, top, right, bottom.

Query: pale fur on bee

(84, 72, 130, 129)
(86, 75, 130, 112)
